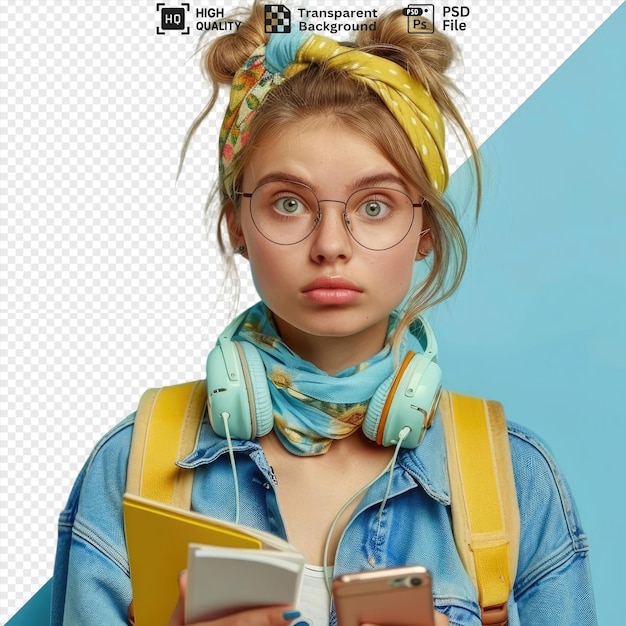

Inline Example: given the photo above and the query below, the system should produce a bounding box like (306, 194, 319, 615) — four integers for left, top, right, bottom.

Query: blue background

(434, 4, 625, 624)
(6, 5, 625, 626)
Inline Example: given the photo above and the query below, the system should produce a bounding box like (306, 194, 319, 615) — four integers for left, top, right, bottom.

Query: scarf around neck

(232, 302, 425, 456)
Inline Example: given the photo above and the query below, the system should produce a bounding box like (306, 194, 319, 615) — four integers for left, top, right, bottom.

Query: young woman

(51, 4, 596, 625)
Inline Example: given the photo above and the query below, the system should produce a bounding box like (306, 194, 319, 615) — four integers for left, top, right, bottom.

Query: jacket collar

(178, 409, 450, 506)
(397, 415, 450, 505)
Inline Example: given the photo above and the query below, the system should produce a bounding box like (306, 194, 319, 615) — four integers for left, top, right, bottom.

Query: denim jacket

(51, 408, 596, 625)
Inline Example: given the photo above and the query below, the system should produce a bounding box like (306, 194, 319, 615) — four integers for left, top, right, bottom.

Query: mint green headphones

(206, 313, 442, 449)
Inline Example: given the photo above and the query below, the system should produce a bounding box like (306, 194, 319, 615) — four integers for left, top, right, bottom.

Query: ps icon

(404, 4, 434, 33)
(264, 4, 291, 33)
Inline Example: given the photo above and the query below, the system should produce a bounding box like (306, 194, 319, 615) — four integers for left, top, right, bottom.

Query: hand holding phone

(332, 565, 435, 626)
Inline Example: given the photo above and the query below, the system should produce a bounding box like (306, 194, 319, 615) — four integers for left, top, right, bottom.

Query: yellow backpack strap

(439, 391, 520, 626)
(126, 379, 207, 509)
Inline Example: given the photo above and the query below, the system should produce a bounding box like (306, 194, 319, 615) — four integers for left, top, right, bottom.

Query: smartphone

(332, 565, 434, 626)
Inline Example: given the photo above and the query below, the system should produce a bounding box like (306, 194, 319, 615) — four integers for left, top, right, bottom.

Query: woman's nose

(308, 201, 353, 263)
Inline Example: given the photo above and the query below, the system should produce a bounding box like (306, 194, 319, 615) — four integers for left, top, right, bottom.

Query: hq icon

(156, 3, 190, 34)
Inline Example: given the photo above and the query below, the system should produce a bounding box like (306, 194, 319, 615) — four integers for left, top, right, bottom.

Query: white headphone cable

(322, 426, 411, 594)
(220, 416, 410, 587)
(221, 411, 241, 525)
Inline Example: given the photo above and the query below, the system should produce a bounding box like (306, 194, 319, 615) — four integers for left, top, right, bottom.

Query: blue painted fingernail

(283, 610, 301, 620)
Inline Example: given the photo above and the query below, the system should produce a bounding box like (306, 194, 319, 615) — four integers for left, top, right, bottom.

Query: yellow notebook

(123, 493, 296, 626)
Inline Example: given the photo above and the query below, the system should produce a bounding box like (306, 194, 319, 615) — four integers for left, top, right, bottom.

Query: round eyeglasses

(240, 180, 423, 251)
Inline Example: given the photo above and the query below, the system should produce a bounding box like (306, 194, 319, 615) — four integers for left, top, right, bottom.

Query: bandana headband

(219, 31, 448, 192)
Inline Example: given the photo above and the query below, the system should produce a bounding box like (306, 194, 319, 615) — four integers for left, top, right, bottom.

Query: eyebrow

(350, 173, 409, 192)
(253, 171, 410, 193)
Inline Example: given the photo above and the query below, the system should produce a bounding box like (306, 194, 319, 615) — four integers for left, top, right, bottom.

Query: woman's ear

(225, 206, 248, 258)
(416, 227, 432, 261)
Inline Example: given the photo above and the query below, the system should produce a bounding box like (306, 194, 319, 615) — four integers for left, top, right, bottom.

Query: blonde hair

(184, 1, 481, 350)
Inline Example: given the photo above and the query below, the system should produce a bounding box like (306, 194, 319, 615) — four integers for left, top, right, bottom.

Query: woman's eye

(276, 197, 303, 214)
(360, 200, 390, 219)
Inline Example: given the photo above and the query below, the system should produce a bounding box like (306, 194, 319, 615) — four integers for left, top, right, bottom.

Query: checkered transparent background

(1, 0, 622, 620)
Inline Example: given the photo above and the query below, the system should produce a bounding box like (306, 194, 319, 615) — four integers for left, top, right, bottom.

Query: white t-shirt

(293, 564, 333, 626)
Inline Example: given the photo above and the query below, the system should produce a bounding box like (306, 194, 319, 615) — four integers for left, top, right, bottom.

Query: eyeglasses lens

(248, 181, 416, 250)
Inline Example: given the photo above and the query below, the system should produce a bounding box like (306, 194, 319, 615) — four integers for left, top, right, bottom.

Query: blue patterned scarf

(233, 302, 424, 455)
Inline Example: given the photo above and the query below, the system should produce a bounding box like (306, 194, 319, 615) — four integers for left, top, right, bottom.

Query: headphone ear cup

(362, 375, 395, 443)
(363, 352, 442, 449)
(206, 340, 273, 440)
(237, 342, 273, 437)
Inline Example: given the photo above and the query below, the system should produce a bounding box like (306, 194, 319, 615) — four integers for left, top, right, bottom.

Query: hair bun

(356, 10, 457, 88)
(202, 3, 268, 84)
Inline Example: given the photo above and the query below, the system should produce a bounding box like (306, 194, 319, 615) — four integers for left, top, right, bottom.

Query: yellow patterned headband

(220, 32, 448, 192)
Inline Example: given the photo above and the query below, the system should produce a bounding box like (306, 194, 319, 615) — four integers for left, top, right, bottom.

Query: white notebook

(185, 543, 306, 622)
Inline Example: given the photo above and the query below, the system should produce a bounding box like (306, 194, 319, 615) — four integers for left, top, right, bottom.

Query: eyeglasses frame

(238, 180, 425, 251)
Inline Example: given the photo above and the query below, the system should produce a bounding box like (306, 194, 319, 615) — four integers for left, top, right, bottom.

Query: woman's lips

(302, 276, 363, 304)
